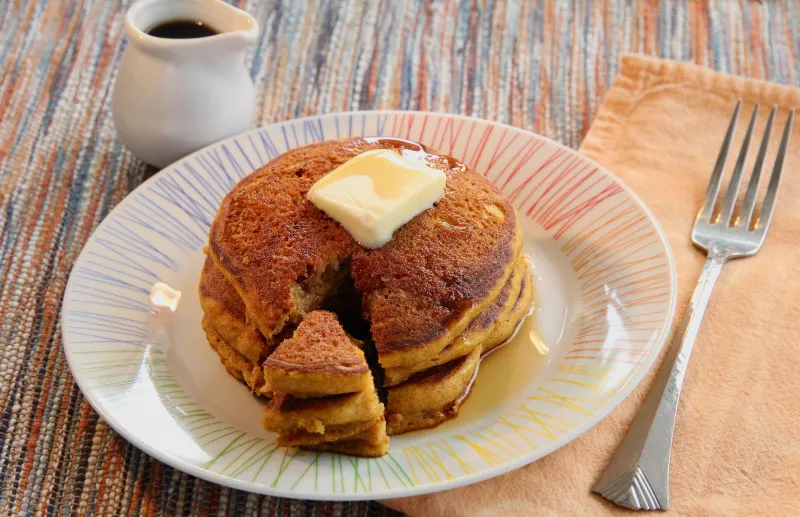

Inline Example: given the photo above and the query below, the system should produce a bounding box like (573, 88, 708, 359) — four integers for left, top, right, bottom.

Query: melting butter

(307, 149, 446, 248)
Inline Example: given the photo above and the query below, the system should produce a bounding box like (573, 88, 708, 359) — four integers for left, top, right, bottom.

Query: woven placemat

(0, 1, 796, 514)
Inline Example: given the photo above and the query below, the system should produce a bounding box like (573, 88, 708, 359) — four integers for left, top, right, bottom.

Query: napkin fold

(384, 55, 800, 516)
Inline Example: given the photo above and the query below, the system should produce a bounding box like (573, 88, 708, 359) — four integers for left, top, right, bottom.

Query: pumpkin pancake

(260, 310, 388, 454)
(262, 390, 383, 435)
(305, 418, 389, 457)
(385, 347, 481, 435)
(207, 137, 522, 372)
(384, 265, 534, 435)
(482, 263, 534, 355)
(202, 136, 534, 454)
(274, 419, 377, 447)
(261, 310, 371, 397)
(382, 256, 528, 386)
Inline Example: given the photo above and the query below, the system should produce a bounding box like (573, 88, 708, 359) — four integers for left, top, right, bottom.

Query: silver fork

(593, 102, 794, 511)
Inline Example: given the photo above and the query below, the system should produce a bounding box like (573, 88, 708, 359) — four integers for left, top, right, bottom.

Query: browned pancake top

(209, 137, 520, 358)
(264, 311, 367, 374)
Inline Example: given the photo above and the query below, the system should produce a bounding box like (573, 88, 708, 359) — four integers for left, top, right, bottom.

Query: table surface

(1, 1, 798, 515)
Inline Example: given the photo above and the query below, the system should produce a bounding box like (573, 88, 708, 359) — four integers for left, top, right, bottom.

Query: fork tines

(701, 101, 794, 233)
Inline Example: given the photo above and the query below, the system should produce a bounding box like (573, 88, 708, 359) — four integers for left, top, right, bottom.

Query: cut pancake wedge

(261, 311, 371, 397)
(304, 418, 389, 457)
(274, 419, 378, 447)
(260, 310, 389, 455)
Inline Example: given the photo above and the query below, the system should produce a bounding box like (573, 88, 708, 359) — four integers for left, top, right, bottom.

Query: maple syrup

(147, 20, 218, 39)
(439, 294, 551, 430)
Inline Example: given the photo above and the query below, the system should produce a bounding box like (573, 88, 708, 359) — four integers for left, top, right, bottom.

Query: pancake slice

(275, 419, 377, 447)
(262, 390, 383, 435)
(260, 310, 389, 455)
(305, 418, 389, 457)
(261, 311, 372, 397)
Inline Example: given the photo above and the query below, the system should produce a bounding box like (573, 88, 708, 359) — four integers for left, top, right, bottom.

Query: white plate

(62, 111, 677, 500)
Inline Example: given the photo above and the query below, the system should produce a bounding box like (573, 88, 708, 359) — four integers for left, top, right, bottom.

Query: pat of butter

(307, 149, 446, 248)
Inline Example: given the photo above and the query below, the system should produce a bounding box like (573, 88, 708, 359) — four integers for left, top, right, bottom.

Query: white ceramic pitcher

(112, 0, 258, 168)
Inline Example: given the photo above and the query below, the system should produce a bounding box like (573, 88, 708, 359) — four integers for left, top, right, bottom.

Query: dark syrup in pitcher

(147, 20, 218, 39)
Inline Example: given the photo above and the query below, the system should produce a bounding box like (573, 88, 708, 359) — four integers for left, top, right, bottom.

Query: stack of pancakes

(200, 137, 533, 455)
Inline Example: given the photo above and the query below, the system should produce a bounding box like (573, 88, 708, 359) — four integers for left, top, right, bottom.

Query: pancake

(482, 264, 534, 355)
(382, 257, 528, 386)
(207, 137, 522, 373)
(305, 418, 389, 457)
(262, 390, 383, 435)
(274, 419, 378, 447)
(385, 347, 481, 435)
(201, 315, 264, 391)
(199, 255, 271, 364)
(261, 311, 371, 397)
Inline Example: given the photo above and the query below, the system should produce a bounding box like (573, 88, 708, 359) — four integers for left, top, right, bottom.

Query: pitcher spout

(215, 0, 257, 29)
(198, 0, 258, 41)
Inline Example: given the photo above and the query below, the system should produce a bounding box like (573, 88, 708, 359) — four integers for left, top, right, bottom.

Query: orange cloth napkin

(383, 55, 800, 516)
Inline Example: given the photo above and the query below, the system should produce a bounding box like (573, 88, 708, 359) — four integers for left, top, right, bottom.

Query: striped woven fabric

(1, 0, 797, 515)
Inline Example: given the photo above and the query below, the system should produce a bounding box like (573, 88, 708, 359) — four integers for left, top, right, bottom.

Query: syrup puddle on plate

(427, 307, 552, 433)
(459, 312, 549, 418)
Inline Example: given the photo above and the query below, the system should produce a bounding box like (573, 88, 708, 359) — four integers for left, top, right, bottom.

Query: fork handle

(593, 252, 727, 510)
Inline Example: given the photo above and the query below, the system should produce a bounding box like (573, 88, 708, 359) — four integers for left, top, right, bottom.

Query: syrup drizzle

(453, 302, 539, 408)
(365, 137, 464, 170)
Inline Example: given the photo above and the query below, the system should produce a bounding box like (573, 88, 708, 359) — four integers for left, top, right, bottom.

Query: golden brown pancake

(384, 267, 534, 435)
(262, 390, 383, 435)
(274, 419, 378, 447)
(261, 311, 372, 397)
(207, 137, 522, 372)
(385, 347, 481, 435)
(198, 256, 271, 364)
(201, 315, 264, 391)
(305, 418, 389, 457)
(382, 257, 528, 386)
